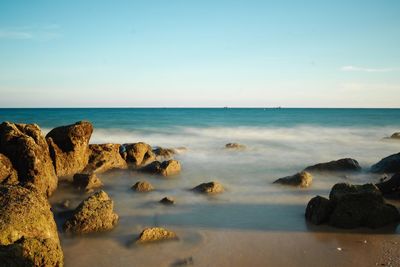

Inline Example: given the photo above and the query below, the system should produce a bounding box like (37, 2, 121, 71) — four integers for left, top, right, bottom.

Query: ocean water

(1, 108, 400, 266)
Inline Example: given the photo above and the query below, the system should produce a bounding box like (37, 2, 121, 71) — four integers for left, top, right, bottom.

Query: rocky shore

(0, 120, 400, 266)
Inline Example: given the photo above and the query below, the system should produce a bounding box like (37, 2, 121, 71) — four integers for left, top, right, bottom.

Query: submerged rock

(371, 152, 400, 173)
(273, 171, 312, 188)
(305, 183, 400, 229)
(160, 197, 175, 205)
(73, 173, 103, 192)
(131, 181, 154, 192)
(136, 227, 178, 243)
(0, 185, 63, 266)
(84, 143, 128, 174)
(0, 153, 18, 185)
(192, 181, 224, 194)
(225, 143, 246, 150)
(46, 121, 93, 178)
(122, 142, 155, 167)
(140, 160, 181, 176)
(0, 122, 57, 196)
(304, 158, 361, 172)
(63, 190, 118, 234)
(375, 173, 400, 197)
(390, 132, 400, 139)
(153, 147, 176, 160)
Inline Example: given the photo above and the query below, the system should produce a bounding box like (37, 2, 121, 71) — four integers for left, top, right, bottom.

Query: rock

(0, 185, 63, 266)
(192, 181, 224, 194)
(0, 153, 18, 185)
(305, 183, 400, 229)
(153, 147, 176, 160)
(376, 173, 400, 196)
(73, 173, 103, 191)
(136, 227, 178, 243)
(0, 122, 57, 197)
(63, 190, 118, 234)
(46, 121, 93, 178)
(391, 132, 400, 139)
(131, 181, 154, 192)
(273, 171, 312, 188)
(225, 143, 246, 150)
(304, 158, 361, 172)
(140, 160, 181, 176)
(84, 144, 128, 174)
(371, 152, 400, 173)
(122, 142, 155, 167)
(160, 197, 175, 205)
(305, 196, 334, 225)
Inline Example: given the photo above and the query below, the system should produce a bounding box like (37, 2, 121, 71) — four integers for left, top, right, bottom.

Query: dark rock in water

(371, 152, 400, 173)
(131, 181, 154, 192)
(46, 121, 93, 178)
(305, 196, 334, 225)
(304, 158, 361, 172)
(192, 181, 224, 194)
(376, 173, 400, 196)
(391, 132, 400, 139)
(160, 197, 175, 205)
(305, 183, 400, 229)
(225, 143, 246, 150)
(122, 142, 155, 167)
(0, 122, 58, 197)
(0, 153, 18, 185)
(273, 171, 312, 188)
(73, 173, 103, 191)
(84, 143, 128, 174)
(136, 227, 178, 243)
(140, 160, 181, 176)
(171, 256, 194, 267)
(153, 147, 176, 161)
(63, 190, 118, 234)
(0, 185, 63, 266)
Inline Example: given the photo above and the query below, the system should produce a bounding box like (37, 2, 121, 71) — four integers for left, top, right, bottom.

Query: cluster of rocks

(306, 183, 400, 228)
(0, 120, 186, 265)
(274, 158, 361, 188)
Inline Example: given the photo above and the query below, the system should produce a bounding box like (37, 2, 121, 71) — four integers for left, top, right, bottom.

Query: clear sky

(0, 0, 399, 107)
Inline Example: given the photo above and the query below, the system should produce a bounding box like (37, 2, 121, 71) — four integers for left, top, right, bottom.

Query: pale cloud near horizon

(341, 65, 398, 73)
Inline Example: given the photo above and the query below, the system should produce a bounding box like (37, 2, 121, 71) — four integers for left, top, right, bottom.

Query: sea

(1, 108, 400, 266)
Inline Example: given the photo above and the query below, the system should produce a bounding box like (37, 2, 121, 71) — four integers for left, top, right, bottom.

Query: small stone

(160, 197, 175, 205)
(337, 247, 342, 251)
(192, 181, 224, 194)
(131, 181, 154, 192)
(225, 143, 246, 150)
(61, 200, 70, 208)
(136, 227, 178, 243)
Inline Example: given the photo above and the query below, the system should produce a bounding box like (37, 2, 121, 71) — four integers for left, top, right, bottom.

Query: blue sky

(0, 0, 399, 107)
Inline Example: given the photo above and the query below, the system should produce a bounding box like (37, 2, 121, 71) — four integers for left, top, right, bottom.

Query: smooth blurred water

(2, 108, 400, 267)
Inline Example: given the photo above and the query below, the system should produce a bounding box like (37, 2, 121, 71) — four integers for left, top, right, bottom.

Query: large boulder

(0, 122, 57, 196)
(63, 190, 118, 234)
(273, 171, 312, 188)
(140, 160, 181, 176)
(305, 183, 400, 229)
(84, 144, 128, 174)
(371, 152, 400, 173)
(0, 185, 63, 266)
(121, 142, 155, 167)
(136, 227, 178, 243)
(304, 158, 361, 172)
(192, 181, 224, 194)
(46, 121, 93, 178)
(0, 153, 18, 185)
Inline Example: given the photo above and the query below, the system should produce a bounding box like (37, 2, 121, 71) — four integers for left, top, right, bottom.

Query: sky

(0, 0, 399, 108)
